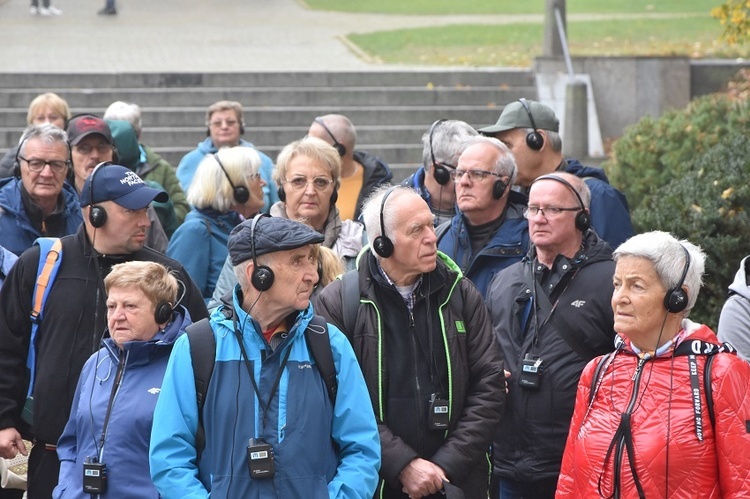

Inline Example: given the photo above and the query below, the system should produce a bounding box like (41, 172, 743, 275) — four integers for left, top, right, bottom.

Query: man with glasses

(484, 172, 615, 499)
(436, 136, 529, 298)
(0, 124, 81, 256)
(175, 100, 278, 213)
(479, 99, 633, 249)
(403, 120, 477, 227)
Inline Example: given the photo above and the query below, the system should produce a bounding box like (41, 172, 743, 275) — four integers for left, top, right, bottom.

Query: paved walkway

(0, 0, 702, 72)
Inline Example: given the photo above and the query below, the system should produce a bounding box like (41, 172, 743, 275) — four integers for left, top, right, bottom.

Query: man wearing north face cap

(479, 99, 633, 248)
(150, 214, 380, 499)
(0, 163, 207, 498)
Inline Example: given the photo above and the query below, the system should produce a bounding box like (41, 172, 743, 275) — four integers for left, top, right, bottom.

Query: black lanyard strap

(232, 314, 292, 432)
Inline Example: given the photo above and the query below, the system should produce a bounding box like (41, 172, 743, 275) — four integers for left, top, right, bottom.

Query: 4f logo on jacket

(570, 300, 586, 308)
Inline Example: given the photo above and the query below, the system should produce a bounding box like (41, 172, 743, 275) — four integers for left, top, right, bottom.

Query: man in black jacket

(0, 164, 207, 498)
(485, 172, 615, 499)
(314, 185, 504, 499)
(308, 114, 392, 221)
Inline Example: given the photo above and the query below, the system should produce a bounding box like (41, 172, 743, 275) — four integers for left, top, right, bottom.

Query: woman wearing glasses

(271, 137, 364, 268)
(0, 124, 81, 256)
(167, 147, 265, 303)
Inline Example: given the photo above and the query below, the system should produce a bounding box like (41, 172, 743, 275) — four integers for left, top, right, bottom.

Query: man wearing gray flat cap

(479, 99, 633, 249)
(150, 214, 380, 499)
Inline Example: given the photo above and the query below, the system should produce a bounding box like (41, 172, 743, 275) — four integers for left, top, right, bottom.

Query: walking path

(0, 0, 704, 72)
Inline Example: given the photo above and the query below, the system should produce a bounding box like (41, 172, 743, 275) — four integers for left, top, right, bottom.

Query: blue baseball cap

(80, 164, 168, 209)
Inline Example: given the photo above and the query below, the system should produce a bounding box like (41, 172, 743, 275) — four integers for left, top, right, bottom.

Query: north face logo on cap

(120, 171, 145, 187)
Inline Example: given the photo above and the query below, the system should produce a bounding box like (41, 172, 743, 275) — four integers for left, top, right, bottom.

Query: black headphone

(532, 174, 591, 232)
(213, 153, 250, 204)
(518, 98, 544, 151)
(249, 213, 275, 291)
(664, 244, 691, 314)
(314, 117, 346, 157)
(373, 186, 399, 258)
(88, 162, 112, 228)
(152, 276, 187, 324)
(492, 177, 509, 200)
(428, 119, 451, 186)
(13, 132, 73, 181)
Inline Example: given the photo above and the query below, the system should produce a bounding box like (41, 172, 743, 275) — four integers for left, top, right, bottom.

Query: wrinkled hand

(399, 458, 447, 498)
(0, 427, 27, 459)
(504, 369, 511, 394)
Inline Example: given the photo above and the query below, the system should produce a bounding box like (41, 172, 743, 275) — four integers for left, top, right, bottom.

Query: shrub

(633, 131, 750, 327)
(605, 94, 750, 214)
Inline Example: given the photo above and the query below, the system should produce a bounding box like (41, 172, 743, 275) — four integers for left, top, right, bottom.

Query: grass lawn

(304, 0, 717, 15)
(348, 16, 749, 67)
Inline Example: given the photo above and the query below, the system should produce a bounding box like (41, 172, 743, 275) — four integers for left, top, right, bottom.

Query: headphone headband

(249, 213, 274, 291)
(518, 98, 540, 132)
(428, 119, 450, 185)
(213, 152, 250, 204)
(314, 117, 346, 157)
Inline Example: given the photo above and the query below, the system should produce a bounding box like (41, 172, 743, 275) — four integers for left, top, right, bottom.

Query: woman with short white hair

(167, 146, 265, 302)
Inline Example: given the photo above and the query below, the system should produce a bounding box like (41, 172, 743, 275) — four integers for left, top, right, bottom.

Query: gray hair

(104, 101, 143, 138)
(18, 123, 69, 156)
(421, 120, 477, 169)
(613, 231, 706, 315)
(361, 185, 424, 257)
(458, 135, 517, 186)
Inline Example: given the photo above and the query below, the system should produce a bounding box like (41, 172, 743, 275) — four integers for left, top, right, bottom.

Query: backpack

(186, 312, 337, 456)
(26, 237, 63, 399)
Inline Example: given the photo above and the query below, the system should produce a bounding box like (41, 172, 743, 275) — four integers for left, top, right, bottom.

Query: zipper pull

(632, 357, 646, 381)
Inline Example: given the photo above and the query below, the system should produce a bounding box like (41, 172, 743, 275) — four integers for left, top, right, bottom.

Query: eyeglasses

(73, 143, 113, 156)
(285, 176, 335, 191)
(209, 119, 239, 128)
(449, 169, 503, 182)
(19, 156, 69, 174)
(523, 206, 581, 219)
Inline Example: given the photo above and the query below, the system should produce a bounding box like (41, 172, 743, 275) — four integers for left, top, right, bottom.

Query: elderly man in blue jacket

(149, 215, 380, 498)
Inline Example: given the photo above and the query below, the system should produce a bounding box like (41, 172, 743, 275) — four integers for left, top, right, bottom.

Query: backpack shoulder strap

(26, 237, 63, 398)
(340, 269, 360, 337)
(305, 315, 338, 403)
(435, 220, 451, 244)
(185, 317, 216, 458)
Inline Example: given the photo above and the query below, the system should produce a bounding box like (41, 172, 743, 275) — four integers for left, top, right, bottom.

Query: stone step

(0, 70, 535, 89)
(0, 86, 534, 109)
(0, 106, 505, 130)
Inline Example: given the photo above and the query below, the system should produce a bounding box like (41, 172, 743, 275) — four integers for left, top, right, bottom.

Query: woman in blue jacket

(53, 261, 191, 499)
(167, 147, 266, 302)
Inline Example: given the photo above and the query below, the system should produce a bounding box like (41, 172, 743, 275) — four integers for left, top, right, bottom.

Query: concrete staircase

(0, 70, 536, 182)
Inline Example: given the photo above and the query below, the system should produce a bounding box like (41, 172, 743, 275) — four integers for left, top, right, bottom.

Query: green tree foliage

(632, 132, 750, 326)
(712, 0, 750, 45)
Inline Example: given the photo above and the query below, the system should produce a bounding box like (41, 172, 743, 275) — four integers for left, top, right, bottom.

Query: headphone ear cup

(526, 131, 544, 151)
(373, 235, 394, 258)
(575, 210, 591, 232)
(89, 205, 107, 228)
(154, 301, 173, 324)
(240, 123, 245, 135)
(13, 160, 20, 178)
(330, 188, 338, 206)
(664, 288, 688, 314)
(334, 143, 346, 157)
(278, 185, 286, 203)
(433, 164, 450, 186)
(492, 179, 508, 200)
(233, 186, 250, 204)
(251, 264, 275, 292)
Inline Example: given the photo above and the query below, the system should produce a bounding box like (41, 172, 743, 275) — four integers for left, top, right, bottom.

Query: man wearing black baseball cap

(150, 214, 380, 498)
(0, 163, 207, 498)
(479, 99, 633, 249)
